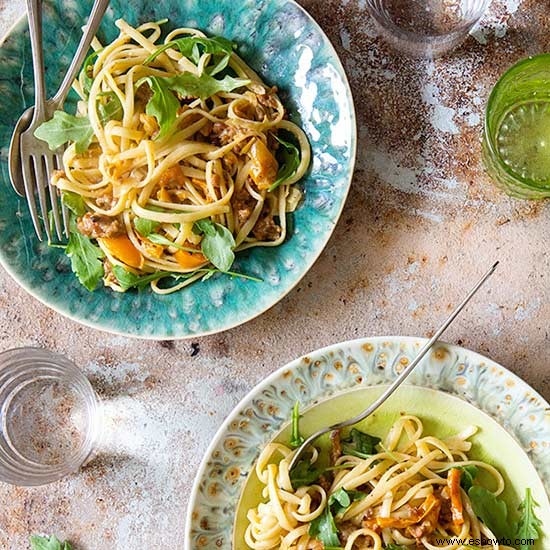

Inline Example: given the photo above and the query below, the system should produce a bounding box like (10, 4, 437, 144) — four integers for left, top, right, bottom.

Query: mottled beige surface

(0, 0, 549, 548)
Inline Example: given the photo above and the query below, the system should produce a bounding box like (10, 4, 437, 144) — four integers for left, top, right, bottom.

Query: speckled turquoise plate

(186, 337, 550, 549)
(0, 0, 355, 339)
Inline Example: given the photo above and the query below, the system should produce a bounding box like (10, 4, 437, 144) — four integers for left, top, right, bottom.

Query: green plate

(186, 337, 550, 549)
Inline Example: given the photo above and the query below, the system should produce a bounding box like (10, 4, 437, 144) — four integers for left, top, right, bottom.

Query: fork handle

(52, 0, 111, 104)
(26, 0, 46, 121)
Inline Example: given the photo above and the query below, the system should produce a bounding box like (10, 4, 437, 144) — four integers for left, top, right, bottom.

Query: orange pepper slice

(249, 139, 278, 190)
(376, 494, 441, 528)
(174, 249, 207, 269)
(448, 468, 465, 525)
(99, 235, 144, 269)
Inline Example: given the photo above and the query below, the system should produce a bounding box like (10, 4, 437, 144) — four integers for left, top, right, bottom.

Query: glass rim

(0, 346, 100, 486)
(366, 1, 490, 45)
(484, 53, 550, 192)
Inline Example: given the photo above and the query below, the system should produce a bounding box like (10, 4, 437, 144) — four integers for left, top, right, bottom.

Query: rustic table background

(0, 0, 549, 548)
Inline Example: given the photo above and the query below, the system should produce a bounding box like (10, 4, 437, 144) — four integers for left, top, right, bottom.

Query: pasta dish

(35, 19, 310, 293)
(244, 409, 542, 550)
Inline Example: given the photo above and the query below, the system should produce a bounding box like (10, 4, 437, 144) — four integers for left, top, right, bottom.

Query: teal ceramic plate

(186, 337, 550, 549)
(0, 0, 355, 339)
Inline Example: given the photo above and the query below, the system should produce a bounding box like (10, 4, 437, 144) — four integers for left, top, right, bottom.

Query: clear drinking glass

(0, 348, 101, 486)
(365, 0, 491, 57)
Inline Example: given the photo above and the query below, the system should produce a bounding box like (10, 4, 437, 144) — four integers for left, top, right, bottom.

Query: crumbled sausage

(210, 122, 238, 146)
(338, 521, 360, 545)
(253, 210, 281, 241)
(221, 151, 238, 176)
(140, 113, 159, 138)
(102, 259, 117, 285)
(361, 508, 381, 533)
(159, 165, 186, 188)
(330, 430, 342, 465)
(232, 188, 256, 227)
(135, 82, 152, 106)
(317, 474, 332, 493)
(438, 490, 453, 526)
(95, 194, 117, 210)
(257, 86, 280, 110)
(77, 212, 123, 239)
(407, 499, 442, 540)
(234, 100, 256, 120)
(199, 120, 213, 137)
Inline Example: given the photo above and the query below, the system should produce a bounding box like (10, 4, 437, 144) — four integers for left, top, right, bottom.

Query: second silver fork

(19, 0, 60, 242)
(17, 0, 110, 241)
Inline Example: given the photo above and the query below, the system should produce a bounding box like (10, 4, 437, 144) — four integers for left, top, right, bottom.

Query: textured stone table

(0, 0, 549, 548)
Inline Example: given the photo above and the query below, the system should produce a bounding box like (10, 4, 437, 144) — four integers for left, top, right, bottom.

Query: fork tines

(21, 144, 68, 242)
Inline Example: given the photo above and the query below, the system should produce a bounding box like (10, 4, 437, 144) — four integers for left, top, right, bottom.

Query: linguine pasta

(244, 415, 518, 550)
(44, 19, 310, 293)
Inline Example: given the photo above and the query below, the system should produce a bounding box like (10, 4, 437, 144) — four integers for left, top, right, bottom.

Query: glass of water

(0, 348, 101, 486)
(366, 0, 491, 57)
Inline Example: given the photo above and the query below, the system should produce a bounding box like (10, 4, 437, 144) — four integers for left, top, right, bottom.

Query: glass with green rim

(483, 53, 550, 199)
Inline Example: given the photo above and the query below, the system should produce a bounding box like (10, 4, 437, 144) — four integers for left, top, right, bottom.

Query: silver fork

(18, 0, 110, 241)
(288, 261, 500, 470)
(19, 0, 54, 241)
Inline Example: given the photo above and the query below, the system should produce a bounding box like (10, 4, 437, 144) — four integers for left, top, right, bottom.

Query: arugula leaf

(62, 191, 87, 217)
(134, 217, 161, 237)
(269, 133, 301, 192)
(168, 72, 249, 101)
(208, 53, 231, 76)
(200, 225, 235, 271)
(329, 488, 351, 507)
(346, 489, 366, 501)
(328, 488, 365, 516)
(97, 91, 123, 123)
(329, 488, 351, 516)
(144, 35, 234, 70)
(132, 216, 200, 251)
(146, 233, 200, 253)
(79, 49, 101, 97)
(136, 76, 180, 138)
(309, 504, 340, 548)
(341, 448, 373, 459)
(468, 486, 511, 539)
(35, 89, 122, 152)
(342, 428, 381, 458)
(112, 265, 181, 290)
(136, 73, 249, 137)
(208, 268, 262, 282)
(379, 442, 400, 462)
(66, 218, 104, 291)
(289, 402, 304, 449)
(193, 218, 235, 272)
(34, 111, 94, 153)
(30, 535, 72, 550)
(193, 218, 216, 236)
(113, 265, 260, 291)
(514, 488, 542, 550)
(454, 465, 479, 492)
(289, 458, 322, 489)
(386, 545, 408, 550)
